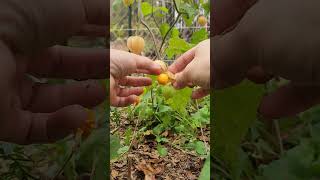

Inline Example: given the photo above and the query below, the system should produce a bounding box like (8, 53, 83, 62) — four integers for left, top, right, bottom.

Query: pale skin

(168, 39, 210, 99)
(110, 50, 161, 107)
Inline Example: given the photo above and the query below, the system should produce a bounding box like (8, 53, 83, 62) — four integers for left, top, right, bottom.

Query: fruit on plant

(154, 60, 168, 72)
(198, 15, 207, 26)
(123, 0, 134, 6)
(157, 73, 169, 85)
(127, 36, 145, 54)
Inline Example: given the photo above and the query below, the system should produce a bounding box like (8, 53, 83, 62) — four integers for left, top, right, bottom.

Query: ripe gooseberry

(157, 73, 169, 85)
(198, 15, 207, 26)
(127, 36, 145, 55)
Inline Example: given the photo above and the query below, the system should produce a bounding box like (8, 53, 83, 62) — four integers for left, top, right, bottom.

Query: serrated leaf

(165, 37, 194, 59)
(213, 80, 264, 180)
(141, 2, 152, 16)
(160, 23, 170, 38)
(191, 29, 208, 44)
(166, 87, 192, 115)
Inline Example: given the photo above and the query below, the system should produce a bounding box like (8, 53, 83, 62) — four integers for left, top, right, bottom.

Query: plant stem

(159, 0, 187, 55)
(140, 19, 161, 59)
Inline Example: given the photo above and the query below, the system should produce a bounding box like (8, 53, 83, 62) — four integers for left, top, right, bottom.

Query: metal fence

(111, 0, 210, 64)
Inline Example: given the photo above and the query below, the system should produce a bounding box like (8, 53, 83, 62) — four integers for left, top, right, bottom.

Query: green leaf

(141, 2, 152, 16)
(157, 145, 168, 157)
(160, 23, 170, 38)
(117, 146, 130, 155)
(258, 139, 317, 180)
(155, 6, 168, 14)
(171, 28, 180, 38)
(191, 29, 208, 44)
(165, 37, 194, 59)
(213, 80, 264, 179)
(110, 134, 121, 160)
(195, 141, 206, 155)
(92, 145, 108, 180)
(180, 4, 197, 26)
(199, 156, 210, 180)
(166, 87, 192, 115)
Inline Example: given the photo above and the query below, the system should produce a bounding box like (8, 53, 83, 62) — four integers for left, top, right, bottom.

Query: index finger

(168, 47, 196, 74)
(111, 50, 161, 78)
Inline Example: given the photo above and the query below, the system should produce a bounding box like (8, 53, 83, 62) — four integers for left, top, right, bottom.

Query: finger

(173, 71, 190, 89)
(117, 87, 144, 97)
(119, 76, 152, 87)
(2, 105, 88, 144)
(259, 84, 320, 119)
(23, 80, 106, 113)
(27, 46, 107, 79)
(77, 24, 107, 37)
(192, 88, 210, 99)
(111, 95, 138, 107)
(168, 47, 196, 73)
(81, 0, 108, 25)
(246, 66, 273, 84)
(111, 50, 161, 77)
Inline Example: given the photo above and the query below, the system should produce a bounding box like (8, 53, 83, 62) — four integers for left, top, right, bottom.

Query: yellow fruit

(123, 0, 134, 6)
(134, 96, 140, 106)
(154, 60, 168, 72)
(198, 15, 207, 26)
(127, 36, 145, 55)
(157, 73, 169, 85)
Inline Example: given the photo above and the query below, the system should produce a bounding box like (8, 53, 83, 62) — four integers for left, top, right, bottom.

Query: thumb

(173, 69, 191, 89)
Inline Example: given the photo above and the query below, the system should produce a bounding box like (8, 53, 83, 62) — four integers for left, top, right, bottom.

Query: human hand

(213, 0, 320, 118)
(0, 0, 107, 144)
(110, 49, 161, 107)
(168, 39, 210, 99)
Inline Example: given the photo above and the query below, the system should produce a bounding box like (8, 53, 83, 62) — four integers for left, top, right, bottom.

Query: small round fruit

(154, 60, 167, 72)
(127, 36, 145, 55)
(123, 0, 134, 6)
(157, 73, 169, 85)
(198, 15, 207, 26)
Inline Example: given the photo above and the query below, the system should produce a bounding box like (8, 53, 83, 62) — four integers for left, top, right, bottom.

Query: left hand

(110, 49, 161, 107)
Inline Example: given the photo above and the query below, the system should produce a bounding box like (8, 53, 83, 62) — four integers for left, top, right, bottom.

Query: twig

(171, 144, 198, 157)
(127, 156, 132, 180)
(151, 0, 160, 29)
(159, 0, 186, 54)
(140, 20, 161, 59)
(111, 126, 120, 134)
(273, 119, 284, 155)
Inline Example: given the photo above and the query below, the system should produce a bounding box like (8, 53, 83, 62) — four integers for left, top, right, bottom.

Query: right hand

(168, 39, 210, 99)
